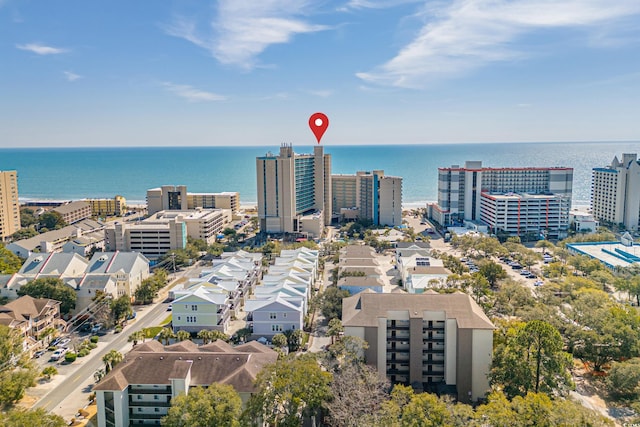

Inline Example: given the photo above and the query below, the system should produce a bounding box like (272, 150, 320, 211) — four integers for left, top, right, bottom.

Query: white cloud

(63, 71, 82, 82)
(163, 1, 328, 69)
(357, 0, 640, 88)
(340, 0, 421, 10)
(307, 89, 333, 98)
(162, 82, 226, 102)
(16, 43, 68, 55)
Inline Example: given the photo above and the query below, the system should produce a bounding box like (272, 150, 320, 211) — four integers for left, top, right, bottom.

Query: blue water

(1, 142, 639, 207)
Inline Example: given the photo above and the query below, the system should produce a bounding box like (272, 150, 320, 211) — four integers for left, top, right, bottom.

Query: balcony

(422, 348, 445, 354)
(129, 386, 172, 394)
(129, 399, 171, 407)
(129, 413, 166, 420)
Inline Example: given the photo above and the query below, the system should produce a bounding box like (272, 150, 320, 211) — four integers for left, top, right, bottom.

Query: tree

(328, 362, 390, 427)
(134, 280, 157, 304)
(175, 330, 191, 342)
(478, 260, 507, 287)
(606, 358, 640, 400)
(10, 228, 38, 240)
(0, 244, 23, 275)
(110, 295, 132, 325)
(468, 273, 490, 303)
(0, 368, 38, 405)
(283, 329, 304, 352)
(0, 408, 66, 427)
(320, 286, 350, 320)
(41, 366, 58, 381)
(39, 211, 66, 230)
(327, 318, 344, 344)
(19, 207, 38, 228)
(490, 320, 573, 398)
(0, 325, 26, 367)
(271, 333, 288, 349)
(17, 277, 77, 314)
(535, 240, 556, 255)
(162, 383, 242, 427)
(102, 350, 123, 374)
(159, 328, 175, 345)
(243, 355, 332, 427)
(128, 330, 145, 346)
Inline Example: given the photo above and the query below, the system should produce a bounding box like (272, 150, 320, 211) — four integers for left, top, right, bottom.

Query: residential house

(0, 295, 64, 353)
(172, 287, 230, 334)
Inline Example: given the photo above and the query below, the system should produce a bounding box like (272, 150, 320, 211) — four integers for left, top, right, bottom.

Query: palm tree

(128, 330, 145, 346)
(197, 329, 214, 344)
(176, 330, 191, 342)
(158, 327, 175, 345)
(102, 350, 124, 374)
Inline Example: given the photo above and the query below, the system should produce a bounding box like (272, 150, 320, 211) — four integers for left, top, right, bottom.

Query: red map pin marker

(309, 112, 329, 144)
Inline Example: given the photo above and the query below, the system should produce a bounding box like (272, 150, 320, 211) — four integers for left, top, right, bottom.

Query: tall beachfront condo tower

(592, 153, 640, 231)
(256, 144, 331, 237)
(0, 170, 21, 240)
(332, 170, 403, 226)
(429, 161, 573, 239)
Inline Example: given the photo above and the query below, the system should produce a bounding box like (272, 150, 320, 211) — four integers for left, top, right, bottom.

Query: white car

(50, 348, 68, 361)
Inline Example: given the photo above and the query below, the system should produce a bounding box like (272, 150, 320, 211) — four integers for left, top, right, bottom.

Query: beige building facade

(147, 185, 240, 215)
(342, 291, 494, 403)
(0, 170, 20, 240)
(87, 196, 127, 217)
(53, 201, 92, 225)
(256, 144, 331, 236)
(332, 170, 402, 226)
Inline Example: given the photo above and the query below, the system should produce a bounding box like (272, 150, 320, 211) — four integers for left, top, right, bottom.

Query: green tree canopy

(17, 277, 76, 314)
(0, 408, 66, 427)
(490, 320, 573, 398)
(243, 355, 332, 427)
(320, 286, 350, 320)
(38, 211, 66, 230)
(162, 383, 242, 427)
(0, 244, 22, 275)
(110, 295, 133, 324)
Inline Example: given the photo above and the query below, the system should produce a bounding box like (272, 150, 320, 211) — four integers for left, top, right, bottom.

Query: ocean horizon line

(1, 139, 638, 151)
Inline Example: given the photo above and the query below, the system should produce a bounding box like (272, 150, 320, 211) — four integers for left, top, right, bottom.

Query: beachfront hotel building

(332, 170, 403, 226)
(256, 144, 331, 237)
(87, 195, 127, 217)
(147, 185, 239, 215)
(342, 291, 494, 403)
(429, 161, 573, 239)
(53, 201, 93, 225)
(105, 218, 187, 261)
(0, 170, 20, 240)
(592, 153, 640, 231)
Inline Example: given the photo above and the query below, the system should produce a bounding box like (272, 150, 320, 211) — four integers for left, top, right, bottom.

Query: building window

(283, 313, 287, 318)
(269, 312, 276, 319)
(154, 395, 159, 400)
(138, 408, 142, 412)
(155, 408, 160, 412)
(271, 324, 282, 332)
(191, 305, 198, 311)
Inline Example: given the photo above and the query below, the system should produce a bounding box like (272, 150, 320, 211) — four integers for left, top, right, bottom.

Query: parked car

(34, 349, 47, 358)
(50, 337, 62, 347)
(50, 348, 68, 361)
(57, 338, 71, 348)
(527, 274, 537, 279)
(90, 323, 103, 334)
(511, 264, 523, 269)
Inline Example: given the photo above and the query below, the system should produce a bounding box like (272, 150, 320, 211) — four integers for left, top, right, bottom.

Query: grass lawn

(160, 314, 172, 326)
(143, 326, 163, 339)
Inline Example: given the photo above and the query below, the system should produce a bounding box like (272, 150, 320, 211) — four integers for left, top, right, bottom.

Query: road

(33, 300, 170, 414)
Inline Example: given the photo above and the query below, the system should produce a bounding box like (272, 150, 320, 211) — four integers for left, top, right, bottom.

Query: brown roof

(340, 245, 376, 258)
(0, 295, 59, 323)
(94, 340, 277, 393)
(408, 266, 451, 275)
(200, 340, 235, 353)
(340, 258, 380, 267)
(342, 291, 494, 330)
(337, 276, 384, 287)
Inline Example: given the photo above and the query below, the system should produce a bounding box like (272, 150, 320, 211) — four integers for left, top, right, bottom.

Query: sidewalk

(22, 275, 185, 423)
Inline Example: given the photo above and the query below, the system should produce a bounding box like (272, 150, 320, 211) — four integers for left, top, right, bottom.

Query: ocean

(1, 142, 639, 208)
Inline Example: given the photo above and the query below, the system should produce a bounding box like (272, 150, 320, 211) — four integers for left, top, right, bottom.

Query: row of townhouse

(337, 245, 385, 294)
(170, 251, 263, 335)
(245, 247, 319, 337)
(0, 251, 150, 314)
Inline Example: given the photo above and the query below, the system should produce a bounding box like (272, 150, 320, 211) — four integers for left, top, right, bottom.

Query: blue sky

(1, 0, 640, 148)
